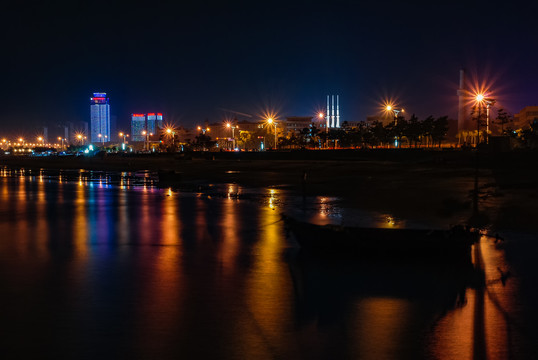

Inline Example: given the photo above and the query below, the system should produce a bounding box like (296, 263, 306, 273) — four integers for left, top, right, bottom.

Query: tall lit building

(131, 114, 146, 141)
(147, 113, 164, 135)
(90, 92, 110, 143)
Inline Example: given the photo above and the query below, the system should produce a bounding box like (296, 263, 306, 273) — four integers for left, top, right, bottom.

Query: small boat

(283, 215, 479, 263)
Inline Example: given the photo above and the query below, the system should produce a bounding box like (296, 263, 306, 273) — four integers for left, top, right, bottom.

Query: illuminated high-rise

(147, 113, 164, 135)
(131, 114, 146, 141)
(90, 92, 110, 143)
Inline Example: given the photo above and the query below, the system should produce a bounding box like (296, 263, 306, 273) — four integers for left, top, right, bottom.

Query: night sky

(1, 0, 537, 134)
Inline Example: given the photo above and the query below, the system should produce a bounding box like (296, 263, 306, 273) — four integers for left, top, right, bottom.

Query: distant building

(131, 114, 146, 141)
(90, 92, 110, 143)
(341, 120, 362, 129)
(285, 117, 313, 134)
(147, 113, 164, 135)
(513, 106, 538, 129)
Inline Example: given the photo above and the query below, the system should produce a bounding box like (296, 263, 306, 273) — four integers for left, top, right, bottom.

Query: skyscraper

(147, 113, 164, 135)
(90, 93, 110, 143)
(131, 114, 146, 141)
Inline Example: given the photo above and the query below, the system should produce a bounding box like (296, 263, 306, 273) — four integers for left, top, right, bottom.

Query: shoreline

(1, 149, 537, 232)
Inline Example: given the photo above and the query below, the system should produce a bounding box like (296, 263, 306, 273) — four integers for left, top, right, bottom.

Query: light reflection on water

(0, 170, 536, 359)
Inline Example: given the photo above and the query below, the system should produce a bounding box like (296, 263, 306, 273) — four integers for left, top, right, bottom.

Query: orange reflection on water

(72, 182, 89, 264)
(218, 186, 240, 275)
(355, 297, 412, 360)
(135, 193, 184, 358)
(161, 189, 180, 245)
(374, 213, 406, 229)
(138, 189, 152, 244)
(428, 239, 515, 360)
(244, 189, 296, 356)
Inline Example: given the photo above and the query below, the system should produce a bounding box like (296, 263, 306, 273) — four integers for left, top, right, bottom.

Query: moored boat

(283, 215, 478, 263)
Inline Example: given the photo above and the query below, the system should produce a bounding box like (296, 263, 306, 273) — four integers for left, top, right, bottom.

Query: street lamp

(76, 134, 84, 145)
(317, 112, 328, 149)
(58, 137, 65, 150)
(37, 136, 44, 146)
(119, 132, 128, 150)
(485, 98, 496, 144)
(142, 130, 148, 151)
(226, 122, 238, 150)
(98, 133, 104, 145)
(386, 105, 405, 147)
(267, 117, 277, 150)
(165, 127, 176, 149)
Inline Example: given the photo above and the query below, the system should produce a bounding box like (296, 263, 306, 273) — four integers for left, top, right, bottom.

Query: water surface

(0, 169, 536, 359)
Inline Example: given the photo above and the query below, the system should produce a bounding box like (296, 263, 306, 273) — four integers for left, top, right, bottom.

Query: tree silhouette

(495, 108, 513, 135)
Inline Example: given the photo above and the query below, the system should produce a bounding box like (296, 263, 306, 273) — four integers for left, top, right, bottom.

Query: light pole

(58, 137, 65, 150)
(267, 117, 277, 150)
(98, 133, 104, 146)
(386, 105, 404, 147)
(318, 112, 328, 149)
(119, 132, 128, 150)
(474, 94, 485, 146)
(76, 134, 84, 145)
(226, 122, 238, 150)
(142, 130, 148, 151)
(485, 98, 495, 144)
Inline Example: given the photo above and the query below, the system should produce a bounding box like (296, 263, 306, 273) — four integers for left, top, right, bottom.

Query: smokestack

(336, 95, 340, 128)
(457, 69, 467, 132)
(331, 95, 334, 127)
(327, 95, 330, 129)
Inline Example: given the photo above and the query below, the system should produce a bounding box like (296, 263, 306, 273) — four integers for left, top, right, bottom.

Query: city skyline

(1, 2, 537, 133)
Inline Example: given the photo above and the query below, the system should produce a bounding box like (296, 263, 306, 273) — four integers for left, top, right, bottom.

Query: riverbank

(2, 149, 537, 232)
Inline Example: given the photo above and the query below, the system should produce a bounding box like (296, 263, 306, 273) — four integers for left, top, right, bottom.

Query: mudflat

(2, 149, 537, 231)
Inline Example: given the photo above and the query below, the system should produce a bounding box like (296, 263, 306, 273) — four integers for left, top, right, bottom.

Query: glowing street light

(226, 122, 238, 150)
(57, 137, 65, 150)
(76, 133, 85, 145)
(267, 117, 278, 150)
(197, 126, 210, 134)
(474, 93, 495, 145)
(385, 104, 405, 147)
(165, 127, 176, 148)
(142, 130, 148, 151)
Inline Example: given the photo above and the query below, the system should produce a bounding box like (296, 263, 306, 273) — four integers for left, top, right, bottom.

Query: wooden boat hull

(284, 216, 477, 263)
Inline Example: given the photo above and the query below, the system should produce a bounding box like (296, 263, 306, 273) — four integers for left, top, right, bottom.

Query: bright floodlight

(476, 94, 484, 102)
(386, 105, 392, 111)
(166, 128, 172, 134)
(37, 137, 42, 141)
(267, 118, 274, 124)
(318, 112, 324, 119)
(226, 123, 231, 128)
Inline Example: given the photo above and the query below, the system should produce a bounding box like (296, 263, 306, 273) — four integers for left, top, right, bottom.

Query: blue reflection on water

(0, 169, 536, 359)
